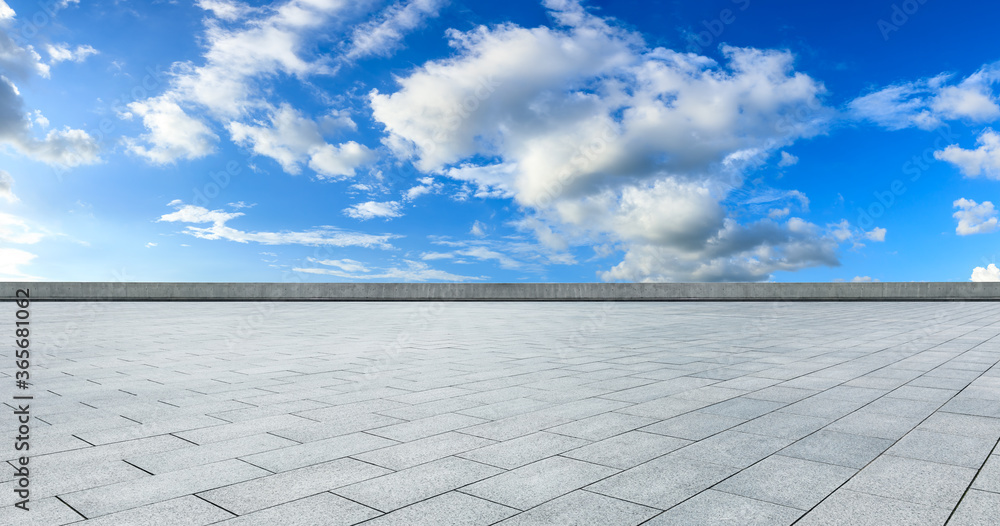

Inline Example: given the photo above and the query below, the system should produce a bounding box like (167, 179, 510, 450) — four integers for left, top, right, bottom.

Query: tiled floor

(2, 301, 999, 525)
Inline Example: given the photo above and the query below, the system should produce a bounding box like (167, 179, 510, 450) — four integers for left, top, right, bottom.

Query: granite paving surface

(2, 301, 999, 525)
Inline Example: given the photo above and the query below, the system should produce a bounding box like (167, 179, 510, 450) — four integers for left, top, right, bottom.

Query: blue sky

(2, 0, 1000, 283)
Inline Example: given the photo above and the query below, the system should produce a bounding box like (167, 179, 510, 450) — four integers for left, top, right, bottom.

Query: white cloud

(0, 212, 45, 244)
(346, 0, 449, 60)
(31, 110, 48, 128)
(851, 276, 879, 282)
(457, 246, 522, 269)
(0, 169, 16, 202)
(935, 129, 1000, 179)
(343, 200, 403, 220)
(196, 0, 256, 21)
(145, 242, 157, 248)
(777, 151, 798, 167)
(308, 141, 376, 179)
(46, 43, 98, 64)
(308, 258, 368, 272)
(848, 82, 940, 131)
(971, 263, 1000, 282)
(159, 202, 396, 248)
(768, 208, 790, 219)
(420, 251, 453, 260)
(227, 104, 375, 178)
(826, 219, 885, 247)
(0, 15, 50, 79)
(442, 164, 515, 199)
(0, 2, 15, 20)
(404, 176, 442, 200)
(0, 247, 38, 280)
(125, 0, 375, 163)
(469, 220, 486, 237)
(370, 3, 840, 281)
(849, 63, 1000, 130)
(123, 95, 218, 164)
(952, 198, 999, 235)
(0, 77, 99, 166)
(172, 0, 356, 118)
(405, 184, 432, 200)
(228, 103, 323, 173)
(865, 227, 887, 242)
(294, 259, 482, 281)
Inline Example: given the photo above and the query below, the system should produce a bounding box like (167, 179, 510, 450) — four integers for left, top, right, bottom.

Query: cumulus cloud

(343, 200, 403, 220)
(46, 43, 98, 64)
(849, 63, 1000, 130)
(125, 0, 383, 168)
(226, 103, 376, 178)
(851, 276, 879, 282)
(0, 12, 50, 79)
(952, 198, 999, 235)
(0, 2, 14, 20)
(0, 35, 99, 167)
(0, 169, 16, 202)
(169, 0, 355, 118)
(308, 141, 376, 179)
(294, 258, 482, 281)
(159, 201, 397, 248)
(469, 219, 487, 237)
(346, 0, 449, 60)
(370, 1, 848, 281)
(971, 263, 1000, 282)
(123, 95, 218, 163)
(935, 129, 1000, 179)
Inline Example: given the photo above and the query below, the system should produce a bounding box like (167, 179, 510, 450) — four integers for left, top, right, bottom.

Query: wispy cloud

(159, 202, 398, 248)
(294, 258, 482, 281)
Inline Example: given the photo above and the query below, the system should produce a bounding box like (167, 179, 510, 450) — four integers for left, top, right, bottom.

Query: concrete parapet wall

(3, 282, 999, 301)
